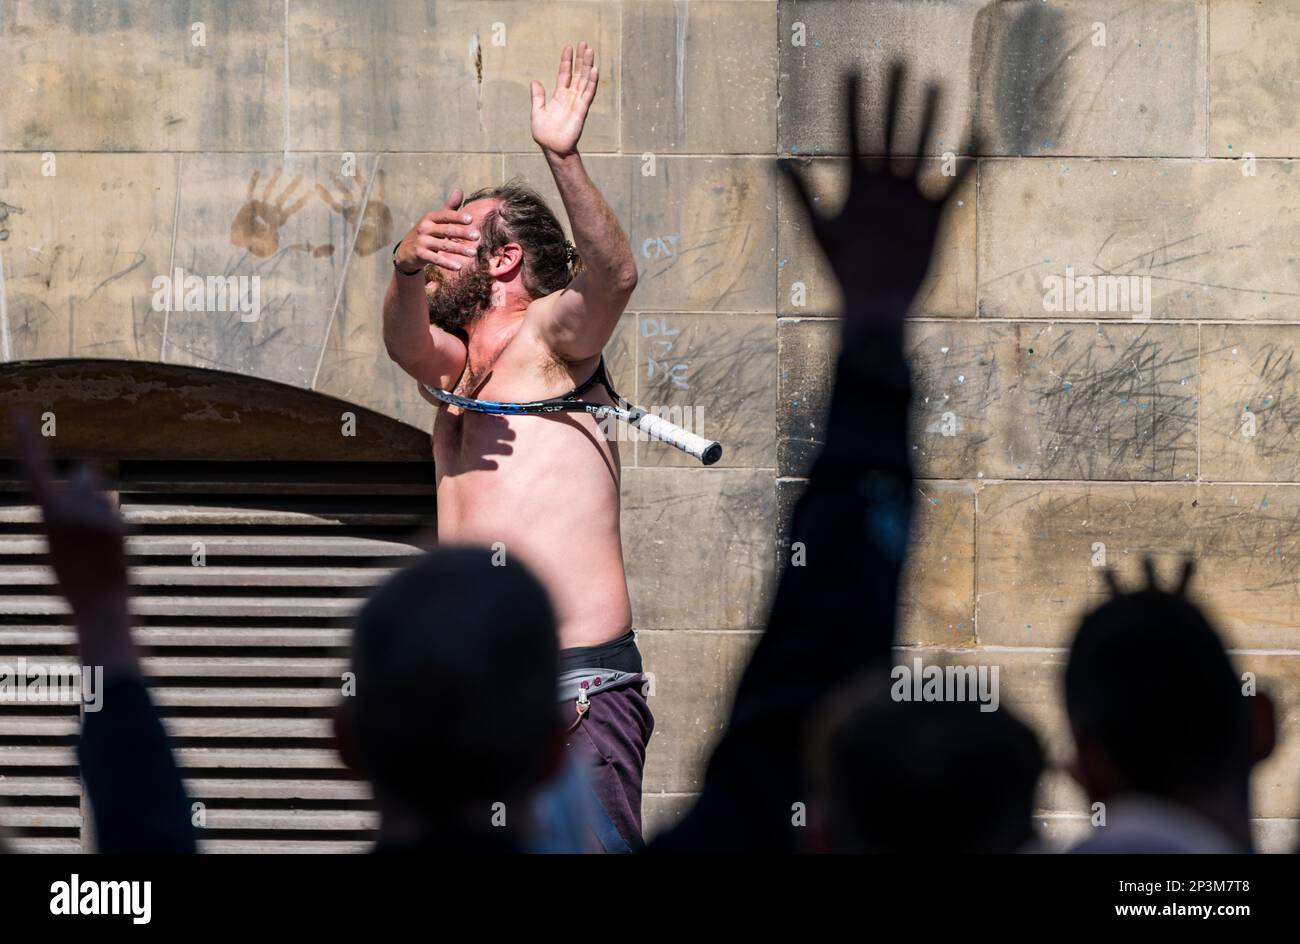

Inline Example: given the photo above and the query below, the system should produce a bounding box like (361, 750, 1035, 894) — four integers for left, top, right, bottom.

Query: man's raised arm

(528, 43, 638, 362)
(383, 188, 478, 390)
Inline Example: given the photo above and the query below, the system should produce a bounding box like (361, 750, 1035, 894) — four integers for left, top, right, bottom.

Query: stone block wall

(1, 0, 1297, 847)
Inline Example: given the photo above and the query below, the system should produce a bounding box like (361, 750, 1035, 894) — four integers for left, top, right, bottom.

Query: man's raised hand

(531, 43, 599, 159)
(393, 187, 481, 277)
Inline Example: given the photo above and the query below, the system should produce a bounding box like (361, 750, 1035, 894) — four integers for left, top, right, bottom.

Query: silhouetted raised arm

(652, 67, 974, 852)
(16, 417, 196, 854)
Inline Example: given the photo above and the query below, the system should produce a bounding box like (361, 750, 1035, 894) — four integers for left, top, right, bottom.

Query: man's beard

(426, 255, 495, 339)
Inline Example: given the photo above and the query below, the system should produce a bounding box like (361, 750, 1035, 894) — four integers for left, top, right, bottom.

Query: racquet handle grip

(634, 412, 723, 465)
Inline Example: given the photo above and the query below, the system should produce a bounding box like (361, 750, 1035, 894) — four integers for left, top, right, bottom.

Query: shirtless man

(383, 43, 651, 850)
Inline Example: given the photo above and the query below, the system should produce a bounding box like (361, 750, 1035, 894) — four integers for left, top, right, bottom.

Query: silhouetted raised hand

(14, 414, 137, 677)
(780, 66, 976, 322)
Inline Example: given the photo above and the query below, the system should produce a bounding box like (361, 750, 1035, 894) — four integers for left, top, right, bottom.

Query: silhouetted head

(426, 180, 578, 338)
(335, 546, 562, 846)
(809, 672, 1045, 853)
(1064, 560, 1274, 814)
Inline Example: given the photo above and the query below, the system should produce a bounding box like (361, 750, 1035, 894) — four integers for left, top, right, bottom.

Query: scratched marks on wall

(1009, 324, 1199, 481)
(630, 158, 775, 313)
(899, 481, 977, 648)
(0, 154, 177, 362)
(622, 466, 774, 631)
(978, 482, 1199, 648)
(777, 319, 838, 477)
(784, 321, 1199, 483)
(638, 313, 776, 468)
(978, 481, 1300, 651)
(906, 322, 999, 479)
(1200, 327, 1300, 482)
(978, 159, 1300, 321)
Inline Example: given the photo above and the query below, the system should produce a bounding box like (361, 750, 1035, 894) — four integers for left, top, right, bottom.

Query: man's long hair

(462, 179, 582, 299)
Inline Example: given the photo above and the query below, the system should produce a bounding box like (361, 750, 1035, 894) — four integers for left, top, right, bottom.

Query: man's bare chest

(435, 343, 572, 456)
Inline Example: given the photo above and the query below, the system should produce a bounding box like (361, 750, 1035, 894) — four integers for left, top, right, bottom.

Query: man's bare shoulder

(413, 329, 468, 404)
(518, 283, 573, 323)
(516, 289, 601, 378)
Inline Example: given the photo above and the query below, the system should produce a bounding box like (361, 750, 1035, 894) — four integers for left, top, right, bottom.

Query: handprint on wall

(230, 170, 317, 258)
(315, 168, 393, 256)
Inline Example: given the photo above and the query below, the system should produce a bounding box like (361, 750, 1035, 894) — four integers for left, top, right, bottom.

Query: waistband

(556, 630, 644, 703)
(558, 630, 642, 675)
(556, 668, 645, 704)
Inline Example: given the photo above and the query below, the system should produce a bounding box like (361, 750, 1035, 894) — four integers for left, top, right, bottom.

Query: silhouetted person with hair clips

(1065, 560, 1277, 853)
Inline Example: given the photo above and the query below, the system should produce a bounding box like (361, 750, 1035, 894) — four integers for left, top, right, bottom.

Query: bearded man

(382, 43, 651, 851)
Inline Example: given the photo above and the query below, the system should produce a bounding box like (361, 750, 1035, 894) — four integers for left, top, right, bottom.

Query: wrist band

(392, 241, 422, 276)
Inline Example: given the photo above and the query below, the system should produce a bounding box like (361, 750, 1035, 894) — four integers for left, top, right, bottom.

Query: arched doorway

(0, 360, 434, 852)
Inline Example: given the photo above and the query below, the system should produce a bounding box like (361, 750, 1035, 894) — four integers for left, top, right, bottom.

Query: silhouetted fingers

(883, 62, 906, 160)
(1142, 555, 1159, 591)
(14, 413, 56, 510)
(1176, 558, 1196, 596)
(913, 83, 940, 175)
(844, 71, 863, 163)
(70, 463, 105, 493)
(1102, 567, 1123, 597)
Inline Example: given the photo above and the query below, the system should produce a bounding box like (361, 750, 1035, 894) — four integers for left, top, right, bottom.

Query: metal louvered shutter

(0, 479, 82, 853)
(0, 459, 433, 853)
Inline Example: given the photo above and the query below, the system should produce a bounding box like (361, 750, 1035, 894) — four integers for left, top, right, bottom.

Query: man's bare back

(427, 309, 632, 649)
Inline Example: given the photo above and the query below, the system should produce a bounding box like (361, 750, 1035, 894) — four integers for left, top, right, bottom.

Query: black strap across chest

(558, 356, 617, 402)
(452, 354, 618, 407)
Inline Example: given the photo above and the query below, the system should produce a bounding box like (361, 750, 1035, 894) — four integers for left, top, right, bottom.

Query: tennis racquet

(421, 382, 723, 466)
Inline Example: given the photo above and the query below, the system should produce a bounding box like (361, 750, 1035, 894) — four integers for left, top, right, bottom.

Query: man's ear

(488, 242, 525, 279)
(1249, 690, 1277, 766)
(332, 701, 363, 774)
